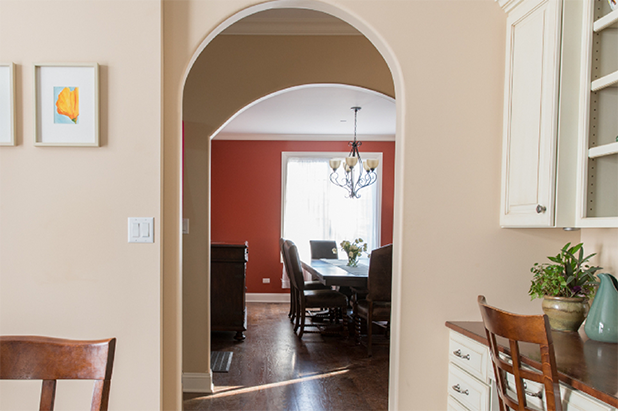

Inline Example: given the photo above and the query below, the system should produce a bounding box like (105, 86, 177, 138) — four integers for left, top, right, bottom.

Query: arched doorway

(171, 2, 406, 408)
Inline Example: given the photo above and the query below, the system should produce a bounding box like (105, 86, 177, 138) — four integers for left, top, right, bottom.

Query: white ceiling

(216, 84, 396, 140)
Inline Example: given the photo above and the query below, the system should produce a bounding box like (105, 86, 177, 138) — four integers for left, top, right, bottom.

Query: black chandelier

(329, 106, 379, 198)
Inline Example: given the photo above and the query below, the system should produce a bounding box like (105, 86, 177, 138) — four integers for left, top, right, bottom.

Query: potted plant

(529, 242, 602, 332)
(340, 238, 368, 267)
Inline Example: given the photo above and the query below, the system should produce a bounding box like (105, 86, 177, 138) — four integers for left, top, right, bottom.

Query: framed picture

(34, 63, 99, 146)
(0, 63, 15, 146)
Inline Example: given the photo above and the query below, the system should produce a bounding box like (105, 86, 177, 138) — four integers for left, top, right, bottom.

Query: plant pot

(542, 296, 589, 332)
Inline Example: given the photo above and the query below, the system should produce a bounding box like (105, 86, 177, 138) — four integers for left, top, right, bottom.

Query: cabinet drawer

(448, 395, 471, 411)
(449, 330, 490, 383)
(501, 358, 616, 411)
(561, 385, 615, 411)
(505, 372, 546, 411)
(448, 364, 491, 411)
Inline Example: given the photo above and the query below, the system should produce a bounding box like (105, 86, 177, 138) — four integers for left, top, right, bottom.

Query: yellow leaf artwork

(55, 87, 79, 124)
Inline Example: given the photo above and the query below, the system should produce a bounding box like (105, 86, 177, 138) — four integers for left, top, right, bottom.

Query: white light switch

(182, 218, 189, 234)
(128, 218, 154, 243)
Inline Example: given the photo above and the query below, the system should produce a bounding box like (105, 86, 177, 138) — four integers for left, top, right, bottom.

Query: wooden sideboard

(211, 243, 247, 341)
(446, 321, 617, 411)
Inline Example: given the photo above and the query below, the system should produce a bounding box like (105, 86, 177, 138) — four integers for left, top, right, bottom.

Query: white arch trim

(179, 2, 407, 409)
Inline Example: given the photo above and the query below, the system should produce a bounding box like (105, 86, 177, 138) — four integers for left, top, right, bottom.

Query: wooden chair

(309, 240, 338, 260)
(354, 244, 392, 356)
(280, 238, 328, 323)
(285, 241, 348, 338)
(0, 335, 116, 411)
(477, 296, 563, 411)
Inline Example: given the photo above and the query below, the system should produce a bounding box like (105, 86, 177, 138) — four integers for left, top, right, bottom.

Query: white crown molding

(214, 133, 396, 141)
(182, 372, 214, 393)
(497, 0, 526, 13)
(221, 20, 361, 36)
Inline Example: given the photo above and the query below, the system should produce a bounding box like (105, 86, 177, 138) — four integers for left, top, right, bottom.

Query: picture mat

(0, 65, 14, 145)
(35, 65, 97, 145)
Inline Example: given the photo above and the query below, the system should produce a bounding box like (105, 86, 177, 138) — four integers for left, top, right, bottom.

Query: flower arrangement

(529, 242, 602, 299)
(340, 238, 368, 267)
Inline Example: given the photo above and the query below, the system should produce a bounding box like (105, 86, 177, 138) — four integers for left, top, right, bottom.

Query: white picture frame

(0, 63, 15, 146)
(34, 63, 99, 146)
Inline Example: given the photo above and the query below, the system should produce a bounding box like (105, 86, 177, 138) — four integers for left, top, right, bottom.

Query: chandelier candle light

(329, 107, 379, 198)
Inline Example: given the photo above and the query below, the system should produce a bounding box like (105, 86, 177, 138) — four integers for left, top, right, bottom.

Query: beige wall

(184, 35, 394, 131)
(581, 229, 618, 274)
(182, 120, 212, 373)
(166, 1, 582, 409)
(1, 0, 615, 410)
(182, 34, 394, 372)
(0, 1, 162, 410)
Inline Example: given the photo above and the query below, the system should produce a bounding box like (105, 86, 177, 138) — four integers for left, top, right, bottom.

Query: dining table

(301, 258, 369, 289)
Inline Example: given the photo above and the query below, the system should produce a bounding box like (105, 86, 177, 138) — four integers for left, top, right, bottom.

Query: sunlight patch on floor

(191, 368, 350, 400)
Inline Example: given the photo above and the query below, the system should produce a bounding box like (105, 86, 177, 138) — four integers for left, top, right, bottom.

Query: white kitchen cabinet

(576, 0, 618, 227)
(499, 0, 564, 227)
(497, 0, 600, 228)
(447, 330, 497, 411)
(446, 324, 617, 411)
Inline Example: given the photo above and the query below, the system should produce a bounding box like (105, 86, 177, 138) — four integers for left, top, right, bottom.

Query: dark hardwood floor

(183, 302, 389, 411)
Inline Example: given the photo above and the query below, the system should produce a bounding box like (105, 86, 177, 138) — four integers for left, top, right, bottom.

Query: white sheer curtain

(282, 153, 380, 265)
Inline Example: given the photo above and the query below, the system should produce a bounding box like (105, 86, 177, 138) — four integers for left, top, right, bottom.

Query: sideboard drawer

(505, 372, 546, 411)
(448, 395, 471, 411)
(448, 363, 491, 411)
(449, 330, 490, 384)
(561, 386, 616, 411)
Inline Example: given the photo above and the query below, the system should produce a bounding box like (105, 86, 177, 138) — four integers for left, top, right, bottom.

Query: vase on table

(584, 273, 618, 343)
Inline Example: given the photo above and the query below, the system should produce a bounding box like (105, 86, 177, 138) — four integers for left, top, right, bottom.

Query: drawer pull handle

(452, 384, 469, 395)
(523, 381, 543, 399)
(507, 380, 543, 399)
(453, 349, 470, 360)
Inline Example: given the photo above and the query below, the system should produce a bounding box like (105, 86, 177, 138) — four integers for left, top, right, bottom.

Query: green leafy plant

(529, 242, 602, 300)
(340, 238, 368, 267)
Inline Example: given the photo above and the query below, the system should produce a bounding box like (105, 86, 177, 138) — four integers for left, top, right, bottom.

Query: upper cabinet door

(500, 0, 563, 227)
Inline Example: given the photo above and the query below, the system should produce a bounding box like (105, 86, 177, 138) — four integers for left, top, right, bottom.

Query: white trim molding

(246, 293, 290, 303)
(182, 372, 214, 394)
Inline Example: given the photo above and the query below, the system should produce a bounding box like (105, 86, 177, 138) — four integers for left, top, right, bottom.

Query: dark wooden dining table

(301, 258, 369, 288)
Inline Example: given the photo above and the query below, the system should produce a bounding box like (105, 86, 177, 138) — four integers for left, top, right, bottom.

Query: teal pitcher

(584, 273, 618, 343)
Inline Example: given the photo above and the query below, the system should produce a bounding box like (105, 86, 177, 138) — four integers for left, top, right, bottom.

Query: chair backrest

(367, 244, 393, 302)
(0, 335, 116, 411)
(280, 238, 297, 289)
(310, 240, 338, 260)
(284, 240, 305, 292)
(477, 296, 562, 411)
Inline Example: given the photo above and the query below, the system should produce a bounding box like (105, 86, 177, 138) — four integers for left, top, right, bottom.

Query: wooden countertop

(445, 321, 618, 407)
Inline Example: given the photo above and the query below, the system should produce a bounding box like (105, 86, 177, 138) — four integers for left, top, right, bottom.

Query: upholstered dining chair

(310, 240, 339, 260)
(285, 241, 349, 338)
(0, 335, 116, 411)
(478, 296, 563, 411)
(280, 238, 328, 323)
(354, 243, 392, 356)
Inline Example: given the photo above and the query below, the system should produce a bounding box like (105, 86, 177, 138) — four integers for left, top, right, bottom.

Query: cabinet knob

(536, 204, 546, 214)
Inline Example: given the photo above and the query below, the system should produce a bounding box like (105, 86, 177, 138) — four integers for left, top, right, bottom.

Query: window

(282, 152, 382, 262)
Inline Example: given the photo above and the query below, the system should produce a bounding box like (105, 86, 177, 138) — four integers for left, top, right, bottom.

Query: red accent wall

(211, 140, 395, 293)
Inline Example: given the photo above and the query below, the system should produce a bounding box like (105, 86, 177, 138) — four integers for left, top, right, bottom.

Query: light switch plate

(128, 217, 154, 243)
